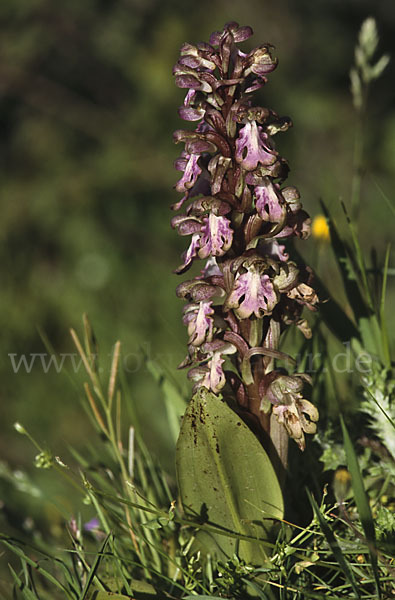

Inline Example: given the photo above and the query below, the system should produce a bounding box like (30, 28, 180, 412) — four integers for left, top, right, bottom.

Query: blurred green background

(0, 0, 394, 559)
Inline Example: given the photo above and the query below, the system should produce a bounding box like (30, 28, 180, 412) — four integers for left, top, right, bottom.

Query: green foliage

(2, 0, 395, 474)
(350, 17, 390, 110)
(375, 505, 395, 543)
(144, 355, 187, 446)
(307, 490, 361, 598)
(1, 6, 395, 600)
(340, 417, 381, 598)
(360, 364, 395, 457)
(2, 307, 395, 599)
(176, 388, 283, 565)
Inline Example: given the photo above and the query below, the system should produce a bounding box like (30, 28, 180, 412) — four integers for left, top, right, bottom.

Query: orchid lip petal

(287, 283, 319, 307)
(208, 351, 226, 393)
(198, 214, 233, 258)
(201, 256, 222, 278)
(255, 179, 285, 223)
(246, 46, 278, 76)
(175, 233, 200, 273)
(225, 266, 278, 318)
(273, 263, 299, 292)
(260, 240, 289, 262)
(184, 89, 196, 105)
(183, 301, 214, 347)
(235, 121, 276, 171)
(265, 374, 319, 449)
(175, 153, 202, 193)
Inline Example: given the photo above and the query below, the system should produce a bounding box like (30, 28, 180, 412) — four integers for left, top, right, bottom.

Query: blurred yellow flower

(312, 215, 330, 241)
(333, 466, 352, 503)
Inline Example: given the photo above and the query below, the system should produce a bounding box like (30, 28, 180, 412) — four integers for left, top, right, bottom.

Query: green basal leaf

(176, 388, 284, 565)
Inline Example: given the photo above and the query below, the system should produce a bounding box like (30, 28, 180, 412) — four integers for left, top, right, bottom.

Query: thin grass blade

(340, 416, 381, 599)
(8, 564, 38, 600)
(78, 533, 111, 600)
(307, 490, 361, 599)
(320, 201, 369, 321)
(291, 245, 360, 343)
(1, 538, 75, 599)
(379, 243, 391, 367)
(144, 355, 186, 445)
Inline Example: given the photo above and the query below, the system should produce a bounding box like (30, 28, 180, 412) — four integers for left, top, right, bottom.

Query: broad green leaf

(176, 388, 283, 565)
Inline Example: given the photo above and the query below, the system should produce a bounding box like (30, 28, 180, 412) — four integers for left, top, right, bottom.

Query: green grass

(1, 10, 394, 600)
